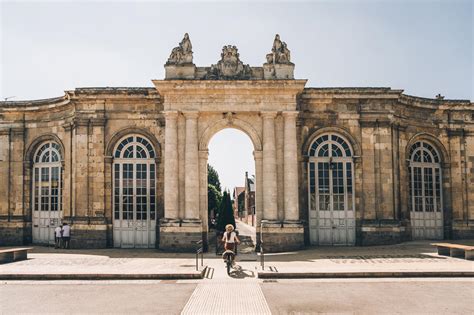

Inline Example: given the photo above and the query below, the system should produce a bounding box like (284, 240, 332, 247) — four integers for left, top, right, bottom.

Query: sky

(1, 0, 472, 190)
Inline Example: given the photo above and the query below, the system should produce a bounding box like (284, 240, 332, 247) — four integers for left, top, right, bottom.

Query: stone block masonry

(0, 34, 473, 250)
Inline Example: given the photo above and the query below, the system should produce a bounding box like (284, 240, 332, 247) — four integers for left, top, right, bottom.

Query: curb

(0, 267, 207, 281)
(258, 271, 474, 279)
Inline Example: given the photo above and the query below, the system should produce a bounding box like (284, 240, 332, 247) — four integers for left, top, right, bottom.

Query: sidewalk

(1, 240, 473, 280)
(257, 240, 474, 278)
(0, 247, 205, 280)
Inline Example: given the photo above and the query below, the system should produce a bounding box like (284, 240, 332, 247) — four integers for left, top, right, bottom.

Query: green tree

(207, 164, 222, 193)
(207, 164, 222, 228)
(216, 190, 236, 232)
(208, 184, 222, 219)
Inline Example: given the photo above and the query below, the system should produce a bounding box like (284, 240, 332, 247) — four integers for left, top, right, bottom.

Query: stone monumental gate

(155, 34, 306, 251)
(1, 33, 472, 251)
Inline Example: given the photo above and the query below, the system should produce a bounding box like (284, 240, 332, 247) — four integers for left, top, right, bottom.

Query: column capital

(182, 111, 200, 119)
(260, 111, 278, 119)
(253, 150, 263, 160)
(282, 110, 299, 118)
(163, 110, 179, 119)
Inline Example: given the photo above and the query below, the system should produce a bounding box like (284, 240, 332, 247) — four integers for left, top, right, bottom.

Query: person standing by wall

(62, 223, 71, 249)
(54, 224, 62, 249)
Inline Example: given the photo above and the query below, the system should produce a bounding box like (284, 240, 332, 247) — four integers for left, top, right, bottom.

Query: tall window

(308, 133, 356, 245)
(409, 141, 442, 213)
(113, 135, 156, 223)
(308, 134, 354, 213)
(32, 141, 63, 214)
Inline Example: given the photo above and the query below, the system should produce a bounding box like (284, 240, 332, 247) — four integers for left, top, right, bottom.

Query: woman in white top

(222, 224, 240, 251)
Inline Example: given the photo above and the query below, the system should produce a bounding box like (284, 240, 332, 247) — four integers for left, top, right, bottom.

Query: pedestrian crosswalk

(181, 282, 271, 315)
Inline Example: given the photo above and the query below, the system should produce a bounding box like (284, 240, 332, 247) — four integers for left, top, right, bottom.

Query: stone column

(74, 119, 89, 218)
(262, 111, 278, 221)
(254, 149, 263, 248)
(183, 111, 200, 221)
(163, 111, 179, 220)
(283, 111, 299, 222)
(198, 150, 209, 250)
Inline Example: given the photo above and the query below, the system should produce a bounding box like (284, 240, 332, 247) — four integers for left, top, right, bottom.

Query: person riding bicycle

(222, 224, 240, 252)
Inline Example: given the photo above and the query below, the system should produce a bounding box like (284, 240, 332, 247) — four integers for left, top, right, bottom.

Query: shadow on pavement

(229, 265, 255, 279)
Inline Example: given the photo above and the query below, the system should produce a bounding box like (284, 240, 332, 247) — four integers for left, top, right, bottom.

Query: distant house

(233, 172, 256, 226)
(233, 186, 245, 218)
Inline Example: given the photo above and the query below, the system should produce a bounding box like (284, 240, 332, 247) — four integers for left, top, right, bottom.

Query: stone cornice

(69, 87, 160, 99)
(0, 94, 71, 111)
(301, 88, 472, 111)
(153, 79, 307, 94)
(153, 80, 307, 98)
(153, 79, 307, 112)
(302, 87, 403, 99)
(399, 94, 471, 108)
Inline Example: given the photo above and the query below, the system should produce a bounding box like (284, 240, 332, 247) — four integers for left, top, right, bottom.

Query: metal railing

(195, 240, 203, 271)
(260, 222, 265, 270)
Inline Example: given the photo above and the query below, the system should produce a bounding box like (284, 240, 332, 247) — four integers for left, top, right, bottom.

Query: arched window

(409, 141, 443, 239)
(113, 135, 156, 248)
(32, 141, 63, 244)
(308, 133, 355, 245)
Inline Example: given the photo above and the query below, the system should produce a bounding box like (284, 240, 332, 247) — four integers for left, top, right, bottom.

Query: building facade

(1, 34, 473, 251)
(235, 172, 256, 226)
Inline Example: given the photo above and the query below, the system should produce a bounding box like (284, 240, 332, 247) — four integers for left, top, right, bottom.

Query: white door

(32, 142, 63, 245)
(409, 142, 443, 240)
(113, 135, 157, 248)
(410, 166, 443, 240)
(308, 134, 355, 246)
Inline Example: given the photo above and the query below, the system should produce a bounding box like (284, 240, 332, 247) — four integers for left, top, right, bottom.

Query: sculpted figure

(265, 34, 293, 65)
(279, 42, 291, 63)
(206, 45, 252, 79)
(272, 34, 283, 55)
(180, 33, 192, 54)
(166, 33, 193, 65)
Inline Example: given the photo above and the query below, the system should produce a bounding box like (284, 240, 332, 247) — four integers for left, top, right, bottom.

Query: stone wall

(0, 88, 165, 248)
(0, 85, 472, 250)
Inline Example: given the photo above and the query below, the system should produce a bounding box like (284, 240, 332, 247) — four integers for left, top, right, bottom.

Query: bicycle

(222, 249, 235, 275)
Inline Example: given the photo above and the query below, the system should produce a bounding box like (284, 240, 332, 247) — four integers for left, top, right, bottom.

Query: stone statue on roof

(205, 45, 252, 79)
(166, 33, 193, 65)
(265, 34, 293, 65)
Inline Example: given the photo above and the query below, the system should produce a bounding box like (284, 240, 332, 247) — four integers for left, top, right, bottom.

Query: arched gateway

(2, 33, 470, 251)
(154, 34, 306, 251)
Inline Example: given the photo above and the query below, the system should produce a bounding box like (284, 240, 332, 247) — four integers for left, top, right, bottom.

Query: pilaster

(183, 111, 200, 221)
(163, 111, 179, 220)
(282, 111, 300, 222)
(261, 111, 278, 221)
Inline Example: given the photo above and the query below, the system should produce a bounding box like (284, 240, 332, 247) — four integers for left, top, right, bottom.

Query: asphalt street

(1, 278, 473, 314)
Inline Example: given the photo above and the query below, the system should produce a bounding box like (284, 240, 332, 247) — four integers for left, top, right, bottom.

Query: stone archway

(197, 116, 263, 249)
(199, 116, 263, 151)
(153, 79, 307, 252)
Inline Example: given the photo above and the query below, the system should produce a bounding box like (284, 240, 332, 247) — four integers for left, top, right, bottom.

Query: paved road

(262, 278, 474, 314)
(1, 278, 473, 314)
(0, 281, 197, 314)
